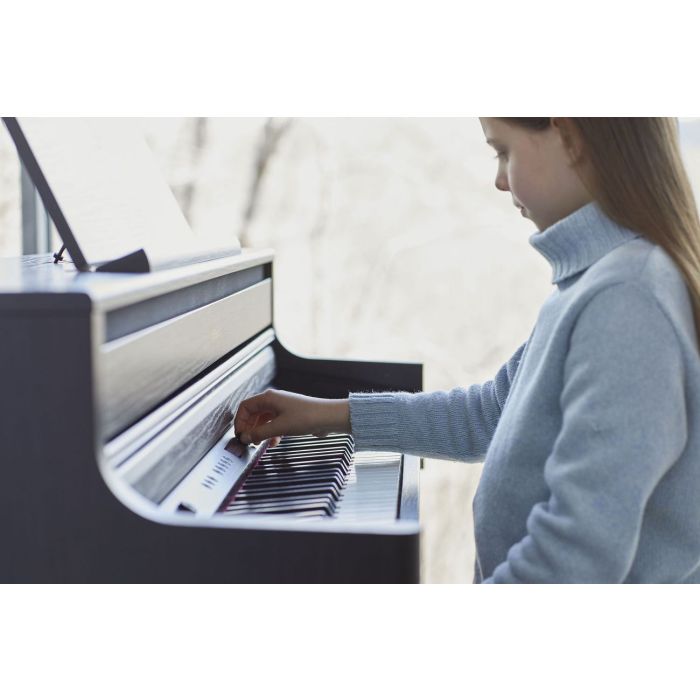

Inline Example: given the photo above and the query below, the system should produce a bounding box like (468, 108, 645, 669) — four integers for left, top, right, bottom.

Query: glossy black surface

(0, 254, 422, 582)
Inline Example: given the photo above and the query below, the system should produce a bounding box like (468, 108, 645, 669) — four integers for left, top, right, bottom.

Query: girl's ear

(551, 117, 586, 167)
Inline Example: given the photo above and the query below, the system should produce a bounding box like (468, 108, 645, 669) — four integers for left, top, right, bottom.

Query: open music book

(3, 117, 241, 272)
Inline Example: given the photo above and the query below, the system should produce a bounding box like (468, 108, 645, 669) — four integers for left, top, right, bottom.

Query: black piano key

(258, 456, 351, 469)
(223, 497, 339, 516)
(263, 437, 352, 450)
(223, 491, 336, 507)
(264, 439, 346, 448)
(249, 464, 348, 477)
(245, 464, 345, 475)
(237, 482, 344, 500)
(224, 504, 332, 517)
(271, 434, 353, 445)
(264, 440, 352, 451)
(260, 447, 353, 460)
(232, 487, 337, 503)
(224, 499, 333, 511)
(259, 461, 351, 471)
(259, 456, 346, 468)
(260, 447, 351, 459)
(244, 472, 347, 489)
(265, 439, 351, 451)
(218, 433, 355, 518)
(225, 492, 336, 507)
(224, 487, 336, 503)
(235, 475, 344, 496)
(243, 467, 347, 483)
(246, 469, 347, 482)
(260, 449, 344, 460)
(251, 460, 348, 471)
(243, 473, 345, 488)
(254, 461, 350, 474)
(223, 494, 337, 513)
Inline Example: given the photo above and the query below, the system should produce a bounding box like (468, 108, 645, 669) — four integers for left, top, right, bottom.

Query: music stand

(3, 117, 240, 273)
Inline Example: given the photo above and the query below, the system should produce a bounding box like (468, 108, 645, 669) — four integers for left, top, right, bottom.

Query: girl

(234, 118, 700, 584)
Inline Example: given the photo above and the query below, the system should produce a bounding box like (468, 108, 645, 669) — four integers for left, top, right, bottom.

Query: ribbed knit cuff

(348, 392, 401, 452)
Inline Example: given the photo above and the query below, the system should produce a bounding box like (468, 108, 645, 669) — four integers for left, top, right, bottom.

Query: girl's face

(479, 118, 593, 231)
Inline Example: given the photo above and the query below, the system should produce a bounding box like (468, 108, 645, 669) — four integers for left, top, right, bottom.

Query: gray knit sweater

(348, 201, 700, 583)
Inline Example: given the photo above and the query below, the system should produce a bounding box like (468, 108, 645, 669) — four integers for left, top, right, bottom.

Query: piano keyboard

(219, 435, 354, 518)
(219, 434, 403, 523)
(159, 428, 403, 524)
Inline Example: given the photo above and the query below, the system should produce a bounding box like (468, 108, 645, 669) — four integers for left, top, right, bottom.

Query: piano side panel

(272, 338, 423, 397)
(0, 309, 98, 579)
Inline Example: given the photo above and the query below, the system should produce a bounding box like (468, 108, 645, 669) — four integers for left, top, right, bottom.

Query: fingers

(234, 393, 282, 445)
(241, 418, 285, 445)
(234, 389, 317, 445)
(234, 392, 278, 436)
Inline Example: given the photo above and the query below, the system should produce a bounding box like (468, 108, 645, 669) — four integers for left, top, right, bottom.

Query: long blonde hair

(503, 117, 700, 350)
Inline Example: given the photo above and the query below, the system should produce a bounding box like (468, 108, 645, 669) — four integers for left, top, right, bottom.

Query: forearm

(318, 398, 352, 435)
(348, 386, 501, 461)
(345, 341, 527, 460)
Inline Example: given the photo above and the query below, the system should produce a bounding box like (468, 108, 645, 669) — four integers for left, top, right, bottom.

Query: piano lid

(3, 118, 241, 272)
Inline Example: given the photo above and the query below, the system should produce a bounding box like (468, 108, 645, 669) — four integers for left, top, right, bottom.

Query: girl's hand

(233, 389, 351, 446)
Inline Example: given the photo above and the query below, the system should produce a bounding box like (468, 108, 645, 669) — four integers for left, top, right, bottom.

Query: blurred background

(2, 117, 700, 582)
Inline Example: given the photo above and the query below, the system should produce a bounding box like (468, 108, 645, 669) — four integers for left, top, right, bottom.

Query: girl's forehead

(480, 117, 510, 142)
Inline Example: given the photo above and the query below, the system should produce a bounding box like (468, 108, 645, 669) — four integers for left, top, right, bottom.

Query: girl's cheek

(509, 170, 530, 203)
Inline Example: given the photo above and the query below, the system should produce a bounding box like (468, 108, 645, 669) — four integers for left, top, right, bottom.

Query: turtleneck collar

(528, 200, 641, 286)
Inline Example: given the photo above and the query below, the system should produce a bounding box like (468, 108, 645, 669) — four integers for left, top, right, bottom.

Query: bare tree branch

(239, 118, 294, 246)
(178, 117, 208, 222)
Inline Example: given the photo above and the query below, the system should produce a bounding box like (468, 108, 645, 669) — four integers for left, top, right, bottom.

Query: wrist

(324, 398, 351, 434)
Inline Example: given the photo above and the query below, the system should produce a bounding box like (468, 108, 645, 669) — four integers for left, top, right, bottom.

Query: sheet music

(16, 118, 241, 270)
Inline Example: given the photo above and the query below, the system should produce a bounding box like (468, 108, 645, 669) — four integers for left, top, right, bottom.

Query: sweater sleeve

(485, 282, 689, 583)
(347, 341, 528, 462)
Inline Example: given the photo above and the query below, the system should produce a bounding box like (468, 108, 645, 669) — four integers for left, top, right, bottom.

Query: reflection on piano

(0, 248, 423, 582)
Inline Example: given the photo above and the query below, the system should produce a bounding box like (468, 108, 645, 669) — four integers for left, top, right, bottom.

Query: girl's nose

(495, 165, 509, 192)
(495, 174, 509, 192)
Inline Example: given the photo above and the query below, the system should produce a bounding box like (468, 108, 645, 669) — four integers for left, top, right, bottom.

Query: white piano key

(332, 451, 402, 523)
